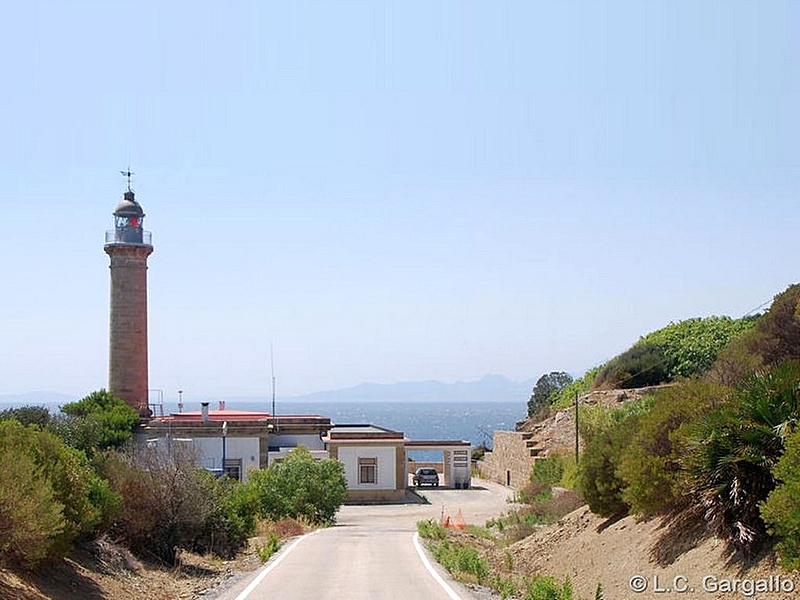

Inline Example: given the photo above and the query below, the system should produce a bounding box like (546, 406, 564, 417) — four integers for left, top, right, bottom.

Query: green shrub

(249, 446, 347, 525)
(0, 420, 119, 565)
(192, 473, 259, 558)
(619, 381, 727, 516)
(531, 454, 566, 487)
(490, 574, 519, 599)
(748, 284, 800, 368)
(551, 367, 602, 410)
(0, 441, 65, 566)
(417, 519, 448, 540)
(429, 539, 489, 585)
(595, 343, 670, 389)
(487, 508, 546, 543)
(256, 532, 282, 562)
(761, 430, 800, 570)
(640, 316, 755, 380)
(686, 361, 800, 555)
(578, 407, 644, 517)
(523, 575, 575, 600)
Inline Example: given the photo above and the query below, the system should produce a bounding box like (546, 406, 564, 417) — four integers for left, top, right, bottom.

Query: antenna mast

(120, 168, 134, 192)
(270, 345, 276, 417)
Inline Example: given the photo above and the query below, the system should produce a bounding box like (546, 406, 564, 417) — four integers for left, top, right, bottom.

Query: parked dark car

(413, 467, 439, 487)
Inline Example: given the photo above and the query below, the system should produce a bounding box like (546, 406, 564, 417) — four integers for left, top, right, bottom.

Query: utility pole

(575, 390, 580, 464)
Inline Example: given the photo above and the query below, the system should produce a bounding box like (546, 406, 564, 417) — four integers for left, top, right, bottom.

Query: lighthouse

(104, 175, 154, 417)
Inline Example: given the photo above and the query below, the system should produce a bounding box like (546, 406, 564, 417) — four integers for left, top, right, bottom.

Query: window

(453, 450, 469, 468)
(224, 459, 242, 481)
(358, 457, 377, 484)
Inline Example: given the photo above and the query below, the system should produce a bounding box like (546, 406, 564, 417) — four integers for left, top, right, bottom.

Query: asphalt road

(212, 479, 516, 600)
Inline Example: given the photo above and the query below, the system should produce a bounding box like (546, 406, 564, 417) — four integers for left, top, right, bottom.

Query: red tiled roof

(152, 410, 331, 424)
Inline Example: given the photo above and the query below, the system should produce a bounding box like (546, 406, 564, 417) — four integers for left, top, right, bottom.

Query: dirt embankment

(487, 505, 790, 600)
(495, 386, 795, 599)
(0, 537, 260, 600)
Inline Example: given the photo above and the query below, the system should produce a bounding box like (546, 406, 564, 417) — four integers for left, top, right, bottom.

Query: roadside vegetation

(434, 283, 800, 597)
(0, 394, 348, 568)
(564, 284, 800, 565)
(419, 452, 590, 598)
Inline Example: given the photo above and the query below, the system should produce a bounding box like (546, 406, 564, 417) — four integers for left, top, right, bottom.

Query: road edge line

(234, 529, 320, 600)
(412, 531, 462, 600)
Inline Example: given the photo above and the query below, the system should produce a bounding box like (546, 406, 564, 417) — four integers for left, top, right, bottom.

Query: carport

(405, 440, 472, 489)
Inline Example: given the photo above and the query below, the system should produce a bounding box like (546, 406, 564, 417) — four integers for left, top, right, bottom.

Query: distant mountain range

(283, 374, 535, 404)
(0, 391, 78, 409)
(1, 375, 536, 409)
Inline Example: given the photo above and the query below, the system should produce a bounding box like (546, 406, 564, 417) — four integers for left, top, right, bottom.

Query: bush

(256, 533, 282, 562)
(686, 361, 800, 555)
(578, 407, 644, 517)
(103, 445, 214, 564)
(709, 285, 800, 387)
(551, 367, 602, 410)
(531, 454, 566, 487)
(618, 381, 727, 516)
(192, 473, 258, 558)
(641, 316, 755, 380)
(0, 441, 65, 566)
(749, 284, 800, 368)
(523, 575, 575, 600)
(0, 420, 119, 566)
(761, 430, 800, 570)
(417, 519, 448, 540)
(594, 343, 670, 389)
(249, 446, 347, 525)
(429, 538, 490, 585)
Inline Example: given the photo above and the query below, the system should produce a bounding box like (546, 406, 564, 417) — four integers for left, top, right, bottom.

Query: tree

(0, 405, 52, 429)
(249, 446, 348, 525)
(528, 372, 574, 418)
(55, 389, 139, 455)
(748, 284, 800, 367)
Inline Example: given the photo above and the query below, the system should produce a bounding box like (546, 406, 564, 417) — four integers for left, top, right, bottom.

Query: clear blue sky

(1, 1, 797, 401)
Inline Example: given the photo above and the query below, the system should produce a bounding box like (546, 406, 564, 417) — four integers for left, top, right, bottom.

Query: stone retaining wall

(476, 430, 544, 489)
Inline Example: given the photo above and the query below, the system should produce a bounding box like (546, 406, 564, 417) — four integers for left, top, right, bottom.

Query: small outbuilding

(323, 424, 408, 503)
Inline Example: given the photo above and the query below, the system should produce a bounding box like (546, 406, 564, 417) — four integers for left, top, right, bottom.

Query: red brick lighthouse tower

(104, 173, 154, 417)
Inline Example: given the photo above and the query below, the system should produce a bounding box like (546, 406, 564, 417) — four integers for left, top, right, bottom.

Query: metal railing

(105, 229, 153, 246)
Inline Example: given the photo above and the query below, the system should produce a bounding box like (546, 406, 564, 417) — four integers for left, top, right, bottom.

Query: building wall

(477, 430, 536, 489)
(154, 435, 261, 481)
(337, 445, 399, 491)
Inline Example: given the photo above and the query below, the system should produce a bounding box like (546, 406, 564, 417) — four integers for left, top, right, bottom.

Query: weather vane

(120, 169, 134, 192)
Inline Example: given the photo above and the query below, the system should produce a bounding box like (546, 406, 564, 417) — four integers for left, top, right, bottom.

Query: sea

(2, 397, 525, 458)
(184, 400, 524, 458)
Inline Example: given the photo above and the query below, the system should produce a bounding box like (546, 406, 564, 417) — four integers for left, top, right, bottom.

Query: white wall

(337, 445, 398, 491)
(153, 435, 260, 481)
